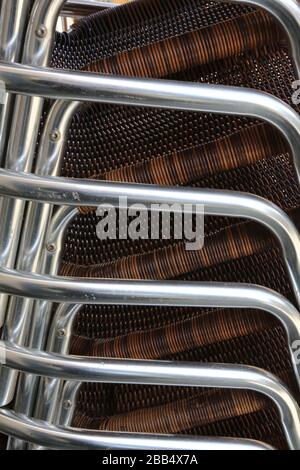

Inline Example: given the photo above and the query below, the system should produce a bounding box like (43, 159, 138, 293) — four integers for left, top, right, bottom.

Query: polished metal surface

(1, 356, 299, 449)
(21, 285, 300, 448)
(25, 307, 81, 450)
(4, 102, 80, 445)
(1, 283, 300, 386)
(61, 0, 300, 79)
(21, 210, 81, 449)
(217, 0, 300, 78)
(61, 0, 300, 78)
(63, 0, 119, 17)
(0, 0, 67, 406)
(1, 62, 299, 187)
(51, 381, 81, 430)
(0, 0, 65, 326)
(0, 0, 32, 162)
(0, 0, 299, 451)
(47, 304, 84, 359)
(29, 305, 82, 450)
(0, 409, 274, 450)
(0, 173, 299, 307)
(27, 377, 81, 450)
(0, 101, 80, 411)
(6, 208, 77, 450)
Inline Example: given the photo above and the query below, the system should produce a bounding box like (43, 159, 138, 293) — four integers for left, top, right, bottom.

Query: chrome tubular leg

(0, 358, 299, 449)
(32, 379, 272, 451)
(50, 380, 81, 433)
(63, 1, 120, 18)
(0, 101, 79, 415)
(9, 198, 300, 446)
(32, 305, 81, 427)
(1, 282, 300, 384)
(26, 304, 81, 450)
(0, 0, 66, 406)
(0, 0, 32, 163)
(7, 206, 77, 449)
(0, 408, 275, 450)
(0, 0, 299, 450)
(1, 63, 300, 185)
(0, 175, 299, 307)
(0, 0, 66, 323)
(26, 279, 300, 450)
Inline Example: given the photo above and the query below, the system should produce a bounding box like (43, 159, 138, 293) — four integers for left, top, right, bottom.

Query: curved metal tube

(6, 207, 78, 447)
(0, 62, 299, 186)
(48, 304, 85, 356)
(0, 0, 66, 327)
(0, 171, 299, 306)
(0, 410, 274, 450)
(26, 283, 300, 450)
(52, 380, 81, 429)
(29, 306, 82, 450)
(61, 0, 300, 78)
(1, 353, 299, 449)
(63, 1, 119, 17)
(23, 0, 67, 67)
(0, 2, 298, 450)
(10, 209, 78, 449)
(0, 1, 31, 65)
(0, 0, 32, 162)
(1, 283, 300, 386)
(217, 0, 300, 78)
(62, 0, 300, 78)
(62, 0, 300, 77)
(0, 0, 66, 410)
(28, 380, 81, 450)
(0, 101, 80, 408)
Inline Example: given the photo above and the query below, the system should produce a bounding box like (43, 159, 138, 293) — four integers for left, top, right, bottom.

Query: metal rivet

(46, 243, 56, 253)
(36, 25, 47, 38)
(50, 129, 61, 142)
(63, 400, 72, 410)
(57, 328, 67, 338)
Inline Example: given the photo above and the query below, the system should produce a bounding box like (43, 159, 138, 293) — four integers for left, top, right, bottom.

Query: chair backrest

(0, 0, 300, 451)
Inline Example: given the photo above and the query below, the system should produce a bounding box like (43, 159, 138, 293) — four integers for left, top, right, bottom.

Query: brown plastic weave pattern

(49, 0, 300, 449)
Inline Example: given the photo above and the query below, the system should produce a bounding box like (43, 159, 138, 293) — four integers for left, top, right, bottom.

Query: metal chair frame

(0, 0, 300, 450)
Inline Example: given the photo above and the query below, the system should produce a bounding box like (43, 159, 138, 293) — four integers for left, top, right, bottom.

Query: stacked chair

(0, 0, 300, 450)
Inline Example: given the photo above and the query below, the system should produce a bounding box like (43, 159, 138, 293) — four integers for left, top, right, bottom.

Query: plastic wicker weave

(49, 0, 300, 449)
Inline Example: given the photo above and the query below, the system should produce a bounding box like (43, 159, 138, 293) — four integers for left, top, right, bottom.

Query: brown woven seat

(46, 0, 300, 449)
